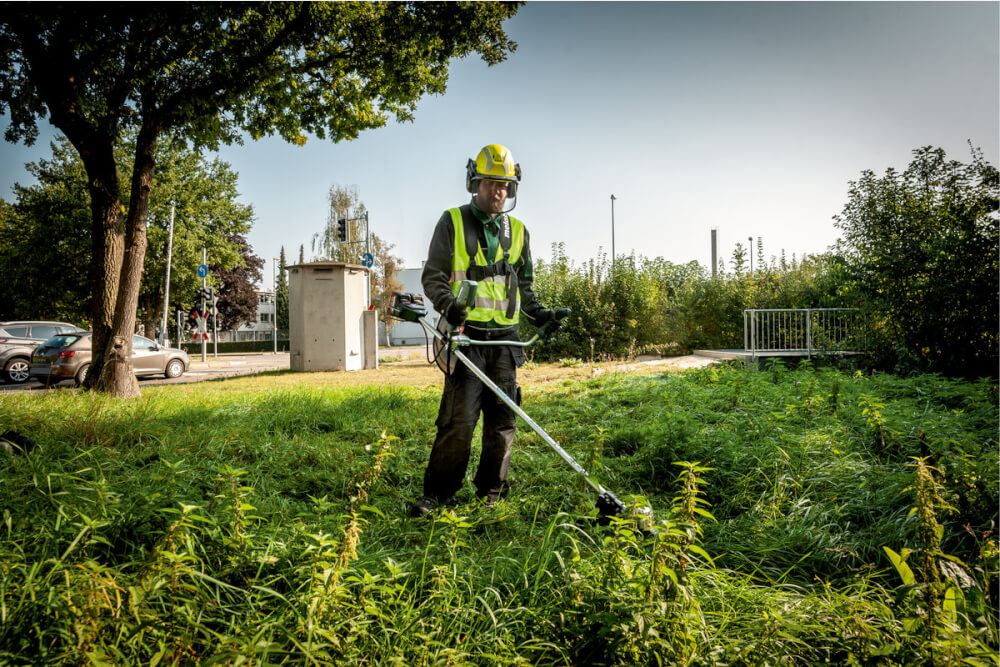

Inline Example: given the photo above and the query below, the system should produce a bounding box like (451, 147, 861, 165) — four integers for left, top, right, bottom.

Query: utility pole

(748, 236, 753, 275)
(711, 227, 718, 280)
(159, 204, 175, 345)
(610, 194, 616, 269)
(272, 257, 278, 354)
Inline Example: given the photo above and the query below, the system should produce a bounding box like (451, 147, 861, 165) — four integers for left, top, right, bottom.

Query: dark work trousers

(423, 341, 523, 502)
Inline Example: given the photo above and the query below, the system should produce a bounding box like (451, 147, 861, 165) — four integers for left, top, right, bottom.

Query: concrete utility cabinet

(288, 262, 377, 372)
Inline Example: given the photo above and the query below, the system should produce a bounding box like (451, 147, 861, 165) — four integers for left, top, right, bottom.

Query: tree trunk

(78, 144, 124, 390)
(140, 289, 158, 339)
(94, 123, 158, 398)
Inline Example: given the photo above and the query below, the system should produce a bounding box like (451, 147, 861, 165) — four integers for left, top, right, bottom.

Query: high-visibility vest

(447, 206, 525, 326)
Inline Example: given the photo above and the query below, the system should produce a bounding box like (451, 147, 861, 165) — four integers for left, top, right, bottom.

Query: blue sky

(2, 2, 998, 290)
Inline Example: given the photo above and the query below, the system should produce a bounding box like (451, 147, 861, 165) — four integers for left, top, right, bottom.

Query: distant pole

(610, 194, 616, 268)
(748, 236, 753, 275)
(212, 292, 218, 358)
(272, 258, 278, 354)
(159, 204, 175, 345)
(201, 247, 207, 363)
(711, 227, 718, 280)
(365, 211, 371, 308)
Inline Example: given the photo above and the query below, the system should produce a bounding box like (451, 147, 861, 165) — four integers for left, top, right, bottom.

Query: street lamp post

(272, 257, 278, 354)
(610, 194, 616, 268)
(748, 236, 753, 275)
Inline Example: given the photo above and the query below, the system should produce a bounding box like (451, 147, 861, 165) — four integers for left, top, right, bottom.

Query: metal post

(365, 211, 371, 308)
(159, 204, 175, 345)
(212, 293, 218, 358)
(806, 309, 813, 358)
(711, 227, 718, 280)
(272, 258, 278, 354)
(201, 247, 207, 362)
(748, 237, 753, 275)
(610, 194, 616, 268)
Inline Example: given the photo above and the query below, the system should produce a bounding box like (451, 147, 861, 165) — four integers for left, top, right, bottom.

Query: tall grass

(0, 364, 996, 664)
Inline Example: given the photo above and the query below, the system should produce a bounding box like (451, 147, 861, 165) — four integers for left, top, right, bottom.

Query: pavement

(187, 351, 291, 370)
(185, 345, 429, 371)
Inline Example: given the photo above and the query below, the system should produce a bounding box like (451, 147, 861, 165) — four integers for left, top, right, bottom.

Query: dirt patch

(213, 352, 718, 392)
(363, 353, 715, 389)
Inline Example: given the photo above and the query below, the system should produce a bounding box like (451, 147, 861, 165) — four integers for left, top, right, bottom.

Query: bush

(528, 243, 844, 360)
(834, 145, 999, 377)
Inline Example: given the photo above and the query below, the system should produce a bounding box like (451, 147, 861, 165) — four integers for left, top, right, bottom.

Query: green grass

(0, 363, 996, 665)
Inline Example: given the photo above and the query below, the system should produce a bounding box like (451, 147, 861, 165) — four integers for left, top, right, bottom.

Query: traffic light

(205, 286, 215, 301)
(337, 218, 347, 242)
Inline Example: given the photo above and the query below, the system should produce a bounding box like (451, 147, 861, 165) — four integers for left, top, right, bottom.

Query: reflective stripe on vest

(448, 207, 525, 326)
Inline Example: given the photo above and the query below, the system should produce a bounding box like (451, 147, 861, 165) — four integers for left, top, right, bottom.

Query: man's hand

(535, 307, 570, 334)
(444, 301, 467, 328)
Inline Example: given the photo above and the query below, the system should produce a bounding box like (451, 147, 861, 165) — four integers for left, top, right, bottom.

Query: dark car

(30, 333, 190, 386)
(0, 321, 86, 383)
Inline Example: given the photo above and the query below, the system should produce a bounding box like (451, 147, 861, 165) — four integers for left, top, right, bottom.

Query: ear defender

(466, 159, 478, 194)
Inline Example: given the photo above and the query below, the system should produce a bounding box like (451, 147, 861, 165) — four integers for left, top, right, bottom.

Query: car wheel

(165, 359, 184, 379)
(4, 357, 31, 384)
(75, 364, 90, 387)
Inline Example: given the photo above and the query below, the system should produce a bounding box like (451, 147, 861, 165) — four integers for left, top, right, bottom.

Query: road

(0, 352, 293, 392)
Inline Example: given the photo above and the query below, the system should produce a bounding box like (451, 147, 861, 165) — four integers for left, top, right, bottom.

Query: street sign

(361, 253, 374, 268)
(197, 264, 209, 278)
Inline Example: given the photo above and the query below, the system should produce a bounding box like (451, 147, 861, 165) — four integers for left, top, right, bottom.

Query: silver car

(0, 321, 86, 383)
(30, 333, 190, 386)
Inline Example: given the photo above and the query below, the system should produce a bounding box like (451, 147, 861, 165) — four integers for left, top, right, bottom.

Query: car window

(133, 335, 156, 350)
(46, 335, 81, 349)
(30, 326, 59, 340)
(58, 325, 83, 334)
(3, 326, 29, 337)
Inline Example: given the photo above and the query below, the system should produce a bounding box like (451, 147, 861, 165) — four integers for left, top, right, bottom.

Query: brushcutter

(390, 282, 642, 526)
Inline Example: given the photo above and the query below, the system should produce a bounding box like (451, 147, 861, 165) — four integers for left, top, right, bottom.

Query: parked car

(30, 333, 190, 386)
(0, 321, 86, 383)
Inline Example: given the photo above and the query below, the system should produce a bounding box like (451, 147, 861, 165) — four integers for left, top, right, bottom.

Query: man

(413, 144, 565, 517)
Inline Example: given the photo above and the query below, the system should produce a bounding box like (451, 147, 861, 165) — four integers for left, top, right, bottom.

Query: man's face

(476, 179, 509, 215)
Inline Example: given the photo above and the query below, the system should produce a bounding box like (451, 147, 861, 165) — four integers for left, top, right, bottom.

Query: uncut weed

(0, 365, 996, 664)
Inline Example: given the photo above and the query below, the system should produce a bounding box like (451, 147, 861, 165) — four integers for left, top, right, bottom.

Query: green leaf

(883, 546, 916, 586)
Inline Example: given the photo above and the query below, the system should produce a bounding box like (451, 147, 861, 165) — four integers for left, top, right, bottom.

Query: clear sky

(2, 2, 998, 291)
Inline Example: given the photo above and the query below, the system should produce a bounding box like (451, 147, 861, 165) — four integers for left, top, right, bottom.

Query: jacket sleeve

(421, 211, 457, 316)
(517, 227, 548, 324)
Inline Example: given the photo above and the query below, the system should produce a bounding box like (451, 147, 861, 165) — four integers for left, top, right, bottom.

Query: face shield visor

(473, 178, 519, 214)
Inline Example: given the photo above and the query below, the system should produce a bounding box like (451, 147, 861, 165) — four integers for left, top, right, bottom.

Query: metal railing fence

(196, 329, 288, 343)
(743, 308, 865, 359)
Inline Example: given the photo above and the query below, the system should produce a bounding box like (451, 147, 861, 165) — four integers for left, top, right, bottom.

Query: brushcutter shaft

(420, 318, 606, 497)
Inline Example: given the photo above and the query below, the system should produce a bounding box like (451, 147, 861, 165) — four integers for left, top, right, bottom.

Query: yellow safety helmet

(466, 144, 522, 197)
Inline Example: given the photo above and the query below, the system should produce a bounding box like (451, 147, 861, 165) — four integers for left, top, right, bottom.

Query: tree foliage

(0, 136, 255, 335)
(276, 247, 290, 332)
(0, 140, 91, 324)
(132, 136, 255, 337)
(834, 146, 999, 376)
(0, 2, 520, 396)
(210, 235, 264, 332)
